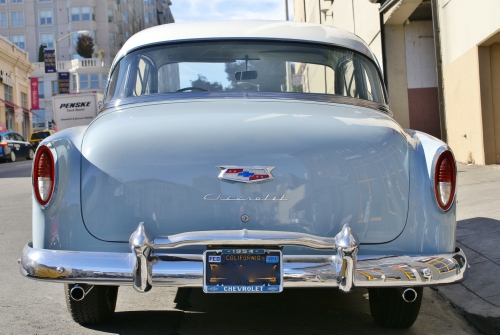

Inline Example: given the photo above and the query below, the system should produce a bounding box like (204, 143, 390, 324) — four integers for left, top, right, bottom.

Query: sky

(170, 0, 294, 22)
(170, 0, 294, 88)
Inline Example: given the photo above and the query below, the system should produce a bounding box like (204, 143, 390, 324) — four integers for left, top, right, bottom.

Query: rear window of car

(31, 131, 51, 140)
(105, 40, 386, 104)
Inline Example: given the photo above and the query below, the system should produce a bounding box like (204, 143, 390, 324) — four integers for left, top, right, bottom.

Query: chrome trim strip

(102, 92, 392, 116)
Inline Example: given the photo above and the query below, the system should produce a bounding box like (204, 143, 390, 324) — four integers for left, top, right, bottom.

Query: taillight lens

(33, 146, 55, 206)
(0, 141, 7, 147)
(434, 150, 456, 211)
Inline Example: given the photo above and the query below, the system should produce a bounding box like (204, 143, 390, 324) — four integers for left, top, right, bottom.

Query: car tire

(27, 149, 34, 160)
(65, 284, 119, 324)
(9, 150, 16, 162)
(368, 287, 423, 329)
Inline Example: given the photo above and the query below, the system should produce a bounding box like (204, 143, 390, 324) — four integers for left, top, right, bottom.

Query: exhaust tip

(70, 285, 86, 301)
(402, 288, 418, 303)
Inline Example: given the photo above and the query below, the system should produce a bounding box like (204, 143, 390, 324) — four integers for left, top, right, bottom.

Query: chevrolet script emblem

(217, 166, 275, 183)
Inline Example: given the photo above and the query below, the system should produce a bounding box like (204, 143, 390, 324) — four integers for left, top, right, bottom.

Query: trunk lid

(81, 99, 409, 244)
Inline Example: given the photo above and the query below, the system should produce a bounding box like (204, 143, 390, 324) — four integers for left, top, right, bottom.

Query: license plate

(203, 248, 283, 293)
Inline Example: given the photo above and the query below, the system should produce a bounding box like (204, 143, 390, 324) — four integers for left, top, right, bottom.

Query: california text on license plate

(203, 249, 283, 293)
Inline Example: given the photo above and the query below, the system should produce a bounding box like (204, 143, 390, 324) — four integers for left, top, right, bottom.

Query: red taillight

(0, 141, 7, 147)
(33, 146, 55, 206)
(434, 150, 456, 211)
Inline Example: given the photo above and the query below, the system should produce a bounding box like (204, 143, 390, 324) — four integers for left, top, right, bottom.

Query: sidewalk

(435, 163, 500, 335)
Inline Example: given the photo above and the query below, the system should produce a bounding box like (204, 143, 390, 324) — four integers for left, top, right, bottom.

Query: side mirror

(235, 71, 258, 81)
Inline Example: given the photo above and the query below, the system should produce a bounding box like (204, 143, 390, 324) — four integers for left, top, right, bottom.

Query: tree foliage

(76, 35, 95, 59)
(38, 45, 46, 62)
(190, 74, 223, 91)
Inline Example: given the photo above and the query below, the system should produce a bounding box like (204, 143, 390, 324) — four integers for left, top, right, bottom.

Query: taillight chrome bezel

(431, 147, 457, 212)
(32, 144, 57, 208)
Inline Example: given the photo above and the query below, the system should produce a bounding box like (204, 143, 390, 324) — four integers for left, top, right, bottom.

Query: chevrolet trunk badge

(217, 166, 275, 183)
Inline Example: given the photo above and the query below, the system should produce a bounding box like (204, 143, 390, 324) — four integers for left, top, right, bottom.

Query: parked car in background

(29, 129, 54, 150)
(19, 20, 468, 329)
(0, 131, 33, 162)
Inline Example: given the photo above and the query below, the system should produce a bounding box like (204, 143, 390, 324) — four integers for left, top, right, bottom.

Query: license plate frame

(203, 248, 283, 293)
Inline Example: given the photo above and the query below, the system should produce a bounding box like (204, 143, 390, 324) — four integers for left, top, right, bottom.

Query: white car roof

(112, 20, 377, 68)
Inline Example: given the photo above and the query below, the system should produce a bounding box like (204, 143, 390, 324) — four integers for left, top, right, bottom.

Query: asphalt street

(0, 161, 481, 334)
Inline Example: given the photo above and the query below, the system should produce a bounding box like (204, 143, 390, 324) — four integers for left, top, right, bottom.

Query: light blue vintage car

(20, 20, 467, 328)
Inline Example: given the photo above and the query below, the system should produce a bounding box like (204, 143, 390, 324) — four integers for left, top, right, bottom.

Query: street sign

(58, 72, 70, 94)
(44, 49, 56, 73)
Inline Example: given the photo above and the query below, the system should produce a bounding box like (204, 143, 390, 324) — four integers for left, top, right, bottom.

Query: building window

(4, 84, 12, 101)
(109, 32, 115, 46)
(125, 31, 130, 40)
(12, 34, 24, 49)
(38, 81, 44, 99)
(91, 73, 99, 89)
(0, 12, 7, 27)
(80, 74, 89, 90)
(41, 33, 53, 48)
(71, 7, 79, 21)
(0, 0, 5, 4)
(72, 73, 77, 91)
(151, 8, 155, 22)
(39, 9, 52, 25)
(149, 0, 153, 5)
(21, 92, 27, 108)
(144, 0, 148, 6)
(124, 10, 129, 23)
(145, 12, 149, 23)
(10, 0, 23, 3)
(81, 7, 91, 21)
(107, 9, 113, 23)
(11, 11, 24, 27)
(101, 73, 108, 88)
(38, 0, 52, 2)
(117, 23, 122, 34)
(51, 80, 58, 95)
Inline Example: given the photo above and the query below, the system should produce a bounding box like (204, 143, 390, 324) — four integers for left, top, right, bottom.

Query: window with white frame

(101, 73, 108, 88)
(4, 85, 12, 101)
(108, 9, 113, 23)
(145, 12, 149, 23)
(0, 12, 6, 27)
(81, 7, 91, 21)
(124, 10, 129, 23)
(40, 33, 53, 48)
(71, 7, 92, 21)
(21, 92, 27, 108)
(109, 32, 115, 46)
(10, 0, 23, 3)
(12, 34, 24, 48)
(91, 73, 99, 89)
(39, 9, 52, 25)
(38, 80, 44, 99)
(80, 74, 89, 90)
(11, 11, 24, 27)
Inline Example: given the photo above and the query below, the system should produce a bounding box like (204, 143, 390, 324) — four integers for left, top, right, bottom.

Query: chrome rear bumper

(19, 223, 468, 292)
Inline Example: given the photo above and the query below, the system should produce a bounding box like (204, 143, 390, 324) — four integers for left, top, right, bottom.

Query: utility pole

(285, 0, 293, 92)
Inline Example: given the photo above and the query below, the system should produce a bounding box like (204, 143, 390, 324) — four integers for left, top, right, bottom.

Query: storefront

(0, 36, 35, 138)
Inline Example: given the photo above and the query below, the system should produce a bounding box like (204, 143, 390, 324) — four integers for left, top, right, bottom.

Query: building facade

(294, 0, 500, 165)
(0, 0, 175, 126)
(0, 35, 35, 138)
